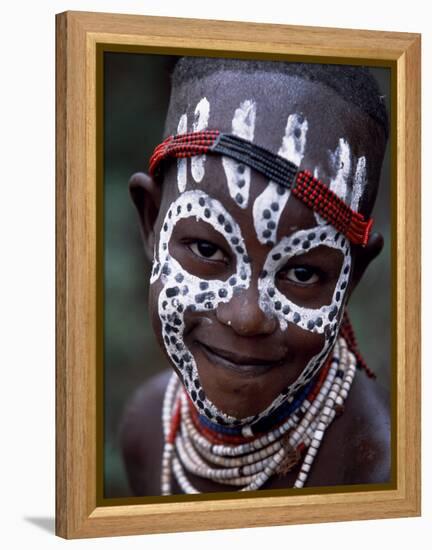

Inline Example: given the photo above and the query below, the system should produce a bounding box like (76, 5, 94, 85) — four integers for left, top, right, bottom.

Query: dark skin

(119, 72, 390, 495)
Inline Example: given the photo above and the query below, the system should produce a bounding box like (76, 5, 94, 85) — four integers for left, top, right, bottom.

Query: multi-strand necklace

(161, 335, 357, 495)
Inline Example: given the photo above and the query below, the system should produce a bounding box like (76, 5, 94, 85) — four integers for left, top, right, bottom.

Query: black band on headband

(211, 134, 298, 190)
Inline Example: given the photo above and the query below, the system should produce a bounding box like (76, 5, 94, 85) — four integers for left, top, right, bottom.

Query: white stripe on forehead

(222, 99, 256, 209)
(253, 113, 308, 245)
(351, 156, 367, 212)
(232, 99, 256, 140)
(177, 114, 188, 192)
(315, 142, 367, 223)
(312, 167, 327, 225)
(191, 97, 210, 183)
(280, 113, 308, 165)
(329, 138, 351, 202)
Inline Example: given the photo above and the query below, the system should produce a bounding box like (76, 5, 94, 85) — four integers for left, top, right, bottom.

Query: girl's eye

(189, 240, 226, 261)
(283, 266, 319, 285)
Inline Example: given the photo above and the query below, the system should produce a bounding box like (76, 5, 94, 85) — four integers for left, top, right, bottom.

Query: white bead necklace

(161, 336, 357, 495)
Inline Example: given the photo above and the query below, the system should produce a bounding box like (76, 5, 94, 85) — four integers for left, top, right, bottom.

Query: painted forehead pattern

(253, 113, 307, 245)
(150, 96, 372, 247)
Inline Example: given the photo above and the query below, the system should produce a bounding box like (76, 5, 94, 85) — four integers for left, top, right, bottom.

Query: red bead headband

(149, 130, 373, 246)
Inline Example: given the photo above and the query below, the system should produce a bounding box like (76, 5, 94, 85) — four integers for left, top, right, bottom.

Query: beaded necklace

(161, 335, 357, 495)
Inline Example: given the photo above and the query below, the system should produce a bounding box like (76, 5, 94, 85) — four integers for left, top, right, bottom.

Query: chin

(189, 339, 298, 421)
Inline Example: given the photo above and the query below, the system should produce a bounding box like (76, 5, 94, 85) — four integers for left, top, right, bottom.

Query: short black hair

(170, 56, 389, 140)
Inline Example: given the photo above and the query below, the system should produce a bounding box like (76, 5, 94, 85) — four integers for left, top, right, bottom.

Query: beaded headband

(149, 130, 373, 247)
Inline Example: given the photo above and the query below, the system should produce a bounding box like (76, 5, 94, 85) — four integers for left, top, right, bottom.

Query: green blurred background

(103, 53, 391, 498)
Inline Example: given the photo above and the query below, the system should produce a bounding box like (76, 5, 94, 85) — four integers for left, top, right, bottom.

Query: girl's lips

(197, 341, 285, 376)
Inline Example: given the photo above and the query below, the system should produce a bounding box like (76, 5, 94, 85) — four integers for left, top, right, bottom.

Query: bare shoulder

(336, 369, 391, 484)
(308, 368, 391, 487)
(119, 369, 172, 496)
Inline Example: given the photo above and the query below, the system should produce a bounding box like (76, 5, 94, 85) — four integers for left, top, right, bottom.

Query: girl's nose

(216, 284, 278, 336)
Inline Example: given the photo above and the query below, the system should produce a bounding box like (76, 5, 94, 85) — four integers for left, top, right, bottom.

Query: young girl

(120, 57, 390, 496)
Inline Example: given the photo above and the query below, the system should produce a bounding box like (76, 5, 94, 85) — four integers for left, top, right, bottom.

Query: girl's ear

(128, 172, 162, 261)
(345, 231, 384, 302)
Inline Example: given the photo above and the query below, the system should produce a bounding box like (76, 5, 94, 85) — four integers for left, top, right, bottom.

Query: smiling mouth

(197, 341, 285, 376)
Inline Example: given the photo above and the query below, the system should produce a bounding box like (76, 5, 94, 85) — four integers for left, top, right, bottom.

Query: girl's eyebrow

(172, 218, 237, 253)
(282, 249, 343, 271)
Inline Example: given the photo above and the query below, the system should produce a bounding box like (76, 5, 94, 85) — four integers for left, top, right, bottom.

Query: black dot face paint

(151, 190, 252, 424)
(254, 223, 351, 405)
(152, 189, 352, 428)
(258, 225, 350, 334)
(151, 100, 366, 427)
(221, 99, 256, 208)
(251, 113, 309, 245)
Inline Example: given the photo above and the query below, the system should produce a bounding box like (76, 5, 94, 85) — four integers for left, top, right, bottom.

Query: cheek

(282, 321, 327, 374)
(148, 280, 164, 348)
(290, 323, 326, 355)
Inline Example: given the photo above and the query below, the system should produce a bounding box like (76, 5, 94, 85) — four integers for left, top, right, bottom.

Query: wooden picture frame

(55, 10, 421, 539)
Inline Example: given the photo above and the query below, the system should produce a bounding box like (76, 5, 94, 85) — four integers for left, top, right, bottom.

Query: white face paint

(327, 138, 368, 213)
(280, 113, 309, 166)
(191, 97, 210, 183)
(259, 226, 350, 333)
(176, 114, 188, 193)
(312, 167, 327, 225)
(151, 190, 253, 424)
(153, 105, 365, 427)
(313, 139, 367, 225)
(351, 156, 367, 212)
(329, 138, 351, 201)
(256, 224, 351, 405)
(152, 197, 350, 427)
(222, 99, 256, 208)
(152, 195, 350, 425)
(253, 113, 308, 245)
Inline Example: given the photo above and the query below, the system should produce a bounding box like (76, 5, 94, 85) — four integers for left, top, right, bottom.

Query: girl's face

(142, 72, 385, 426)
(150, 160, 350, 424)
